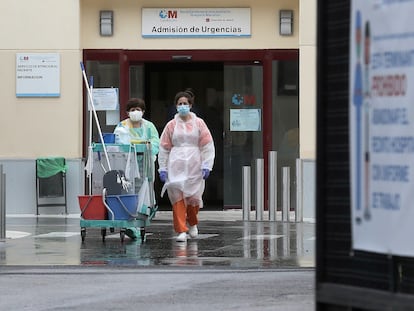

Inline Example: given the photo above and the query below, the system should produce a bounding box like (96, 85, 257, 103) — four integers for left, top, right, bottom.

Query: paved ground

(0, 210, 315, 310)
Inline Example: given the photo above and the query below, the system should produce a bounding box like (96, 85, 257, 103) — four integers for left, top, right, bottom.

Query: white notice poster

(230, 109, 261, 131)
(350, 0, 414, 256)
(88, 88, 119, 111)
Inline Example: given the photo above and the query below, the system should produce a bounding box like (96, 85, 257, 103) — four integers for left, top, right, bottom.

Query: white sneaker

(176, 232, 187, 242)
(189, 225, 198, 238)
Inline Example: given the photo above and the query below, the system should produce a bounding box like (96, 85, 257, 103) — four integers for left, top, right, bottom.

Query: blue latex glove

(202, 169, 210, 180)
(159, 171, 168, 183)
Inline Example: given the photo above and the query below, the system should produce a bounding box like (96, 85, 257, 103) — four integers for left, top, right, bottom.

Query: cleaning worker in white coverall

(158, 90, 215, 242)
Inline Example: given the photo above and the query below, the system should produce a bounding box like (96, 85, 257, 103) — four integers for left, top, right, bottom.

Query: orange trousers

(172, 199, 199, 233)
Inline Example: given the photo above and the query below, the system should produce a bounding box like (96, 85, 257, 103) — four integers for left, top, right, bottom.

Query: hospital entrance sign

(142, 8, 251, 38)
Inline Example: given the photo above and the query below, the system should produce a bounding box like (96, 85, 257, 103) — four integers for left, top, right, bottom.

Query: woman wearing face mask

(114, 98, 160, 156)
(158, 91, 215, 242)
(113, 98, 160, 240)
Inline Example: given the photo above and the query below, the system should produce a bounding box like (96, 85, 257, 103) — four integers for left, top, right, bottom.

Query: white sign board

(230, 109, 261, 131)
(16, 53, 60, 97)
(88, 88, 119, 111)
(142, 8, 251, 38)
(350, 1, 414, 256)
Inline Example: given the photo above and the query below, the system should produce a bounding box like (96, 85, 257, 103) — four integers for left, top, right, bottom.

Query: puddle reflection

(171, 242, 201, 266)
(1, 217, 315, 267)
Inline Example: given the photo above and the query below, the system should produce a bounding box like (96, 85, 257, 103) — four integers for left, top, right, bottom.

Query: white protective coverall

(158, 112, 215, 208)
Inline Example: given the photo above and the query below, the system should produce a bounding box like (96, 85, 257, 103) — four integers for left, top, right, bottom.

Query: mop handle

(89, 76, 94, 138)
(80, 62, 112, 171)
(88, 76, 93, 195)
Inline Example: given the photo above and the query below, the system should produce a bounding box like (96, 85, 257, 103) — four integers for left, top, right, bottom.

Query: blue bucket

(101, 133, 116, 144)
(106, 194, 138, 220)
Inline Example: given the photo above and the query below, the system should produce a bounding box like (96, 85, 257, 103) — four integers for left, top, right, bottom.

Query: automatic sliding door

(272, 60, 299, 210)
(223, 65, 263, 208)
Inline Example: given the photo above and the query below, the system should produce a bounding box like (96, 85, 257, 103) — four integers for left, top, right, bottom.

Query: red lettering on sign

(244, 95, 256, 105)
(168, 11, 177, 18)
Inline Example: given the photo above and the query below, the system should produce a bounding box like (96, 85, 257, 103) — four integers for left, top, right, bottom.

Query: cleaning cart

(78, 141, 157, 242)
(77, 62, 157, 243)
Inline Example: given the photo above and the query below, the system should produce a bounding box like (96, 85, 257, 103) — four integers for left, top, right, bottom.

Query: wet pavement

(0, 211, 315, 268)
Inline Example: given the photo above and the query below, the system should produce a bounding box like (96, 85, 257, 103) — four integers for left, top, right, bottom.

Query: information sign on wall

(16, 53, 60, 97)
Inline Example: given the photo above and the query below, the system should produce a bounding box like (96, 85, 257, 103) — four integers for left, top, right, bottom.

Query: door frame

(83, 49, 299, 209)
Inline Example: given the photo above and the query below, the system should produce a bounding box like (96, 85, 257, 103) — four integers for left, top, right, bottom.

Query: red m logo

(244, 95, 256, 105)
(168, 10, 177, 18)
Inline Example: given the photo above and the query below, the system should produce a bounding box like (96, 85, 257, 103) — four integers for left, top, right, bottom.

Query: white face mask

(129, 110, 143, 122)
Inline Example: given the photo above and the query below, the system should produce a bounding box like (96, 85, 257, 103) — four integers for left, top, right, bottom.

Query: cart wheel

(140, 228, 146, 243)
(101, 228, 107, 242)
(81, 228, 86, 242)
(120, 229, 126, 242)
(110, 227, 115, 233)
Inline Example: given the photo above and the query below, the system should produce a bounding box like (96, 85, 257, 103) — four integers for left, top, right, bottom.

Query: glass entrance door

(223, 64, 263, 208)
(129, 62, 263, 209)
(84, 49, 298, 211)
(84, 61, 120, 144)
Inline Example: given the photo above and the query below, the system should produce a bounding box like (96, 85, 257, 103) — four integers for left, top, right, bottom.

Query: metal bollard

(295, 159, 303, 222)
(242, 166, 251, 221)
(256, 158, 264, 221)
(282, 166, 290, 222)
(0, 165, 5, 239)
(268, 151, 277, 221)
